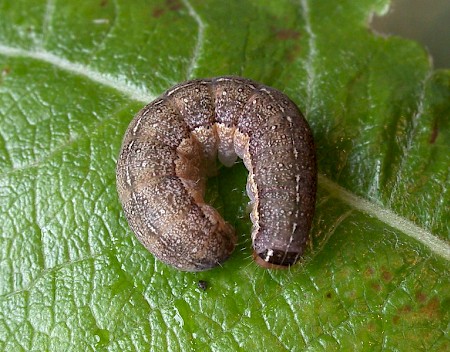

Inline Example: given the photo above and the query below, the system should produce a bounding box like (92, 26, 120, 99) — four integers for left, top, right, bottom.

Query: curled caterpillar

(116, 76, 317, 271)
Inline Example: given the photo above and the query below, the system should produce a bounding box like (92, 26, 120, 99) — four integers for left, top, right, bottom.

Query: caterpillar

(116, 76, 317, 271)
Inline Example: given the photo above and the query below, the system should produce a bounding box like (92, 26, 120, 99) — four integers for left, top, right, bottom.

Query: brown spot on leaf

(166, 0, 182, 11)
(392, 315, 400, 324)
(275, 28, 301, 40)
(364, 266, 375, 278)
(286, 44, 301, 63)
(152, 7, 165, 18)
(371, 282, 382, 292)
(100, 0, 108, 7)
(415, 291, 427, 304)
(381, 269, 392, 282)
(398, 305, 412, 314)
(326, 292, 332, 299)
(420, 297, 440, 320)
(395, 297, 442, 325)
(153, 0, 181, 17)
(429, 121, 438, 144)
(366, 321, 377, 332)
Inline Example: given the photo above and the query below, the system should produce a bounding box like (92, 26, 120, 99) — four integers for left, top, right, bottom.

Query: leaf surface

(0, 0, 449, 351)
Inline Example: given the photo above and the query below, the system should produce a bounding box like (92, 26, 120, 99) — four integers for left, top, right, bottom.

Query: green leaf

(1, 0, 449, 351)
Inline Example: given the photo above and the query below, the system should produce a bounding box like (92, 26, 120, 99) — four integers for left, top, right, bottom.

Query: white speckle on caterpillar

(116, 76, 317, 271)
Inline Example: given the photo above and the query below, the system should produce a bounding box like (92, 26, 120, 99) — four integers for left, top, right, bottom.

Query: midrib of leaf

(1, 42, 449, 262)
(0, 44, 155, 103)
(318, 175, 450, 260)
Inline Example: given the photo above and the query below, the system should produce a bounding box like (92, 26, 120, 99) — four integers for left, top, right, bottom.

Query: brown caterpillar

(116, 76, 316, 271)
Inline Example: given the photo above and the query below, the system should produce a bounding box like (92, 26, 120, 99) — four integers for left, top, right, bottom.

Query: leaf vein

(0, 43, 155, 103)
(319, 174, 450, 261)
(181, 0, 205, 79)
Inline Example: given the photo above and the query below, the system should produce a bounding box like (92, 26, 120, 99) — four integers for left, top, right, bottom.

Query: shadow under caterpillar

(116, 76, 317, 271)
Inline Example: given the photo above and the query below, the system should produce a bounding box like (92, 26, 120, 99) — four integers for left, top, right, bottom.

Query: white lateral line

(0, 43, 154, 103)
(319, 174, 450, 261)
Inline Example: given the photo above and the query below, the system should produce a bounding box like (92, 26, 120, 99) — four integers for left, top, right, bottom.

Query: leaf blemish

(429, 121, 438, 144)
(415, 291, 427, 303)
(381, 269, 393, 282)
(420, 297, 440, 319)
(166, 0, 182, 12)
(274, 28, 301, 41)
(371, 282, 382, 293)
(364, 266, 375, 277)
(152, 7, 165, 18)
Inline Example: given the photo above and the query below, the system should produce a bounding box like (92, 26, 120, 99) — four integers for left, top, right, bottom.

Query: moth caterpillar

(116, 77, 316, 271)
